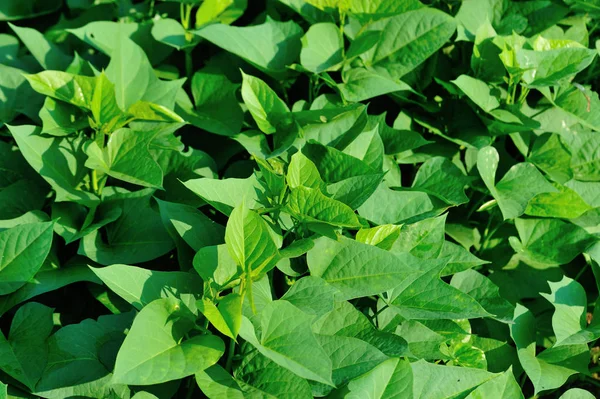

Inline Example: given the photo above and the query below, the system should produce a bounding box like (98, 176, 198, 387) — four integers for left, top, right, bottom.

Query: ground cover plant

(3, 0, 600, 398)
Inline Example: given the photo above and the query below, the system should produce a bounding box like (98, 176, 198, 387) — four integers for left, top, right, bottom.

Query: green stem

(148, 0, 155, 17)
(185, 377, 196, 399)
(91, 168, 99, 196)
(584, 375, 600, 388)
(339, 10, 346, 57)
(180, 3, 186, 26)
(575, 263, 590, 281)
(518, 86, 530, 104)
(225, 338, 236, 373)
(585, 57, 599, 85)
(185, 48, 193, 80)
(479, 218, 503, 255)
(247, 273, 256, 314)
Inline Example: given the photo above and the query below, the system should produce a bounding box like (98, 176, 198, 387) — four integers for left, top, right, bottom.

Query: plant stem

(584, 375, 600, 388)
(247, 273, 256, 314)
(185, 377, 196, 399)
(575, 263, 590, 281)
(225, 337, 236, 372)
(148, 0, 155, 17)
(339, 10, 346, 57)
(91, 169, 99, 193)
(185, 49, 193, 80)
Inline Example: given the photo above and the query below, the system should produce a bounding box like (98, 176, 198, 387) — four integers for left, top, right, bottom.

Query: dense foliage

(2, 0, 600, 398)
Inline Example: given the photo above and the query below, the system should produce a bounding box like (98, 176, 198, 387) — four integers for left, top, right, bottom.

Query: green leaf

(338, 357, 412, 399)
(106, 37, 184, 111)
(391, 215, 445, 259)
(195, 17, 303, 78)
(525, 183, 592, 219)
(85, 127, 169, 189)
(225, 204, 279, 275)
(349, 0, 423, 23)
(451, 75, 500, 113)
(455, 0, 505, 41)
(285, 186, 361, 228)
(0, 303, 53, 390)
(366, 8, 456, 79)
(511, 304, 589, 395)
(89, 72, 124, 132)
(564, 129, 600, 181)
(36, 312, 134, 393)
(343, 126, 385, 171)
(127, 101, 184, 124)
(185, 71, 244, 136)
(24, 71, 95, 110)
(412, 360, 499, 399)
(529, 131, 573, 180)
(241, 71, 290, 134)
(298, 105, 368, 149)
(52, 201, 122, 244)
(0, 64, 43, 125)
(238, 300, 334, 385)
(8, 125, 96, 204)
(517, 38, 596, 87)
(540, 276, 587, 343)
(197, 293, 243, 339)
(194, 244, 239, 287)
(151, 18, 200, 50)
(8, 23, 71, 70)
(106, 37, 153, 110)
(388, 261, 491, 320)
(67, 21, 174, 66)
(280, 276, 337, 317)
(183, 175, 261, 216)
(235, 350, 311, 398)
(287, 151, 326, 190)
(195, 365, 245, 399)
(510, 218, 596, 268)
(313, 300, 408, 357)
(450, 269, 514, 323)
(559, 389, 596, 399)
(0, 221, 54, 295)
(300, 22, 343, 73)
(302, 141, 384, 207)
(314, 334, 388, 396)
(541, 85, 600, 132)
(0, 0, 61, 20)
(412, 157, 471, 205)
(156, 199, 224, 251)
(0, 263, 100, 318)
(0, 141, 48, 220)
(39, 98, 88, 137)
(356, 224, 401, 250)
(477, 146, 557, 219)
(439, 241, 489, 276)
(90, 264, 202, 314)
(307, 236, 422, 300)
(339, 68, 413, 102)
(78, 193, 174, 265)
(195, 0, 247, 28)
(113, 298, 225, 385)
(359, 183, 436, 225)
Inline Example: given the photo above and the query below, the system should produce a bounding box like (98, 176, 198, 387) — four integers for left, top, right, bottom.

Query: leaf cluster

(1, 0, 600, 398)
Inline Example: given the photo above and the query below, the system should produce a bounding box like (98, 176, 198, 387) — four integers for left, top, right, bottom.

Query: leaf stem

(247, 272, 256, 314)
(91, 169, 99, 194)
(185, 48, 193, 80)
(575, 263, 590, 281)
(225, 337, 236, 372)
(185, 377, 196, 399)
(148, 0, 155, 17)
